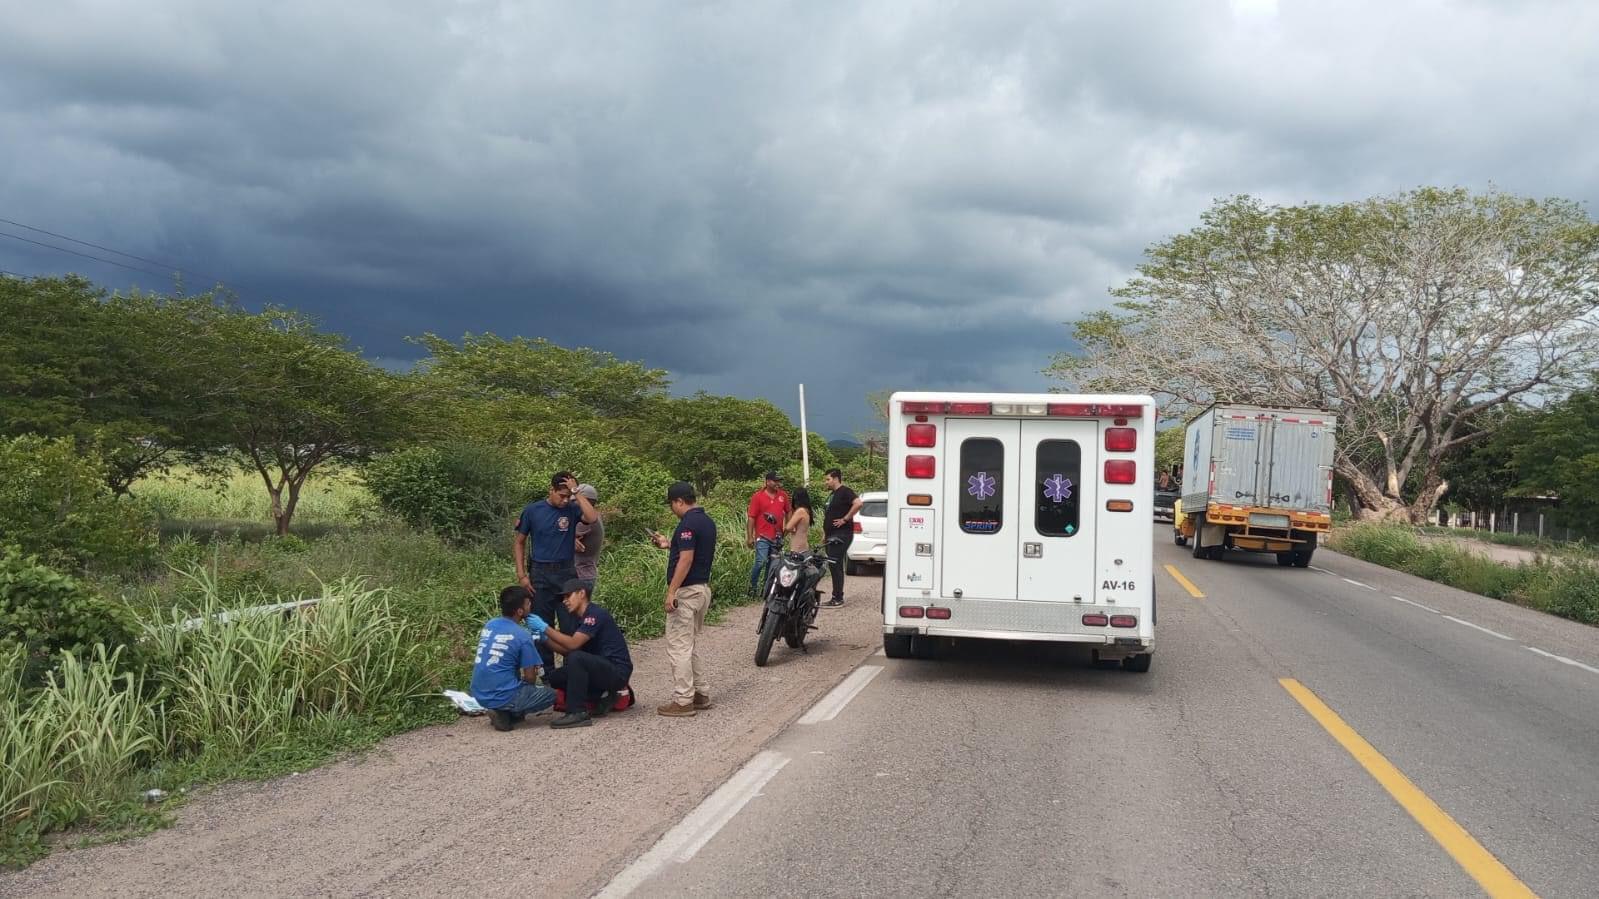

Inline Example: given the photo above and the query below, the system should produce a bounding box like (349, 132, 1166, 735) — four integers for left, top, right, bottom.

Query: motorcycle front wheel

(755, 610, 782, 666)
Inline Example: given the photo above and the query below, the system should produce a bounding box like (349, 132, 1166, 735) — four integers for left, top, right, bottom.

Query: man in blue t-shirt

(538, 579, 635, 729)
(470, 585, 556, 732)
(514, 471, 599, 670)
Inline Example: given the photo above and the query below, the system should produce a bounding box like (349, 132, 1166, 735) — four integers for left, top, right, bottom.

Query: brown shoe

(657, 701, 697, 717)
(693, 692, 713, 710)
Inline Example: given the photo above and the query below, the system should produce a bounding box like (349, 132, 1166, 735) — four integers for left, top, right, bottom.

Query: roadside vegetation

(0, 274, 884, 866)
(1330, 524, 1599, 625)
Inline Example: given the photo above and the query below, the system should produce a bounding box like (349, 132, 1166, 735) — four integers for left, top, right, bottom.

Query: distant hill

(828, 438, 862, 449)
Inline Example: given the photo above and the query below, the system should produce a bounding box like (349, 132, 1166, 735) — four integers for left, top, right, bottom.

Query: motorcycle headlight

(778, 567, 798, 588)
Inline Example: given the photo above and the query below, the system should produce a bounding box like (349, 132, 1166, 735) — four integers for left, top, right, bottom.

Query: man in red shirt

(746, 470, 791, 597)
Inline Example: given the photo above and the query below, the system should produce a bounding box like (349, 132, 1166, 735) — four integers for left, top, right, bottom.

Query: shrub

(0, 436, 156, 572)
(0, 549, 141, 688)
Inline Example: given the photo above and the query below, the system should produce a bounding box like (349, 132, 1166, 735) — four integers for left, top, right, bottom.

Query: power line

(0, 229, 175, 280)
(0, 215, 190, 273)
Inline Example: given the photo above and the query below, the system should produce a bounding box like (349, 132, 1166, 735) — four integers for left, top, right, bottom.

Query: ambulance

(883, 392, 1156, 671)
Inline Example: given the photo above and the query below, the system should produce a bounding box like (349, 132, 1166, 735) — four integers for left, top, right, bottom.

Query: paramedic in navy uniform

(514, 471, 598, 670)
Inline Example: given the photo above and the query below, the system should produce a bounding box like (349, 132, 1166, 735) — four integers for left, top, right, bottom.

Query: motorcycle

(754, 538, 834, 667)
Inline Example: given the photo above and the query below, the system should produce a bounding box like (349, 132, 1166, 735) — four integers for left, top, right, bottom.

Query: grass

(133, 465, 375, 527)
(1330, 523, 1599, 625)
(4, 487, 764, 867)
(1413, 524, 1595, 558)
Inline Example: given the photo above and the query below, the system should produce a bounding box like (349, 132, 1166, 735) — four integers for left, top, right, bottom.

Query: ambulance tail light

(906, 455, 936, 479)
(926, 607, 952, 620)
(1082, 613, 1109, 627)
(901, 401, 944, 414)
(906, 423, 937, 447)
(1048, 403, 1147, 418)
(947, 402, 991, 415)
(992, 402, 1047, 416)
(899, 606, 925, 619)
(1104, 428, 1137, 452)
(1110, 615, 1138, 628)
(1104, 460, 1137, 484)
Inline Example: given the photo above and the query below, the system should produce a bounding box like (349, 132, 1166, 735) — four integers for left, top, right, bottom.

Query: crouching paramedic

(471, 585, 556, 732)
(537, 579, 634, 730)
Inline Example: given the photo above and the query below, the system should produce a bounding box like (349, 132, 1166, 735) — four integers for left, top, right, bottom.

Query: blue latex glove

(526, 614, 550, 636)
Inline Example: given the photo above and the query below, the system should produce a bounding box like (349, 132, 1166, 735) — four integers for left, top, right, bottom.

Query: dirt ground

(0, 575, 885, 899)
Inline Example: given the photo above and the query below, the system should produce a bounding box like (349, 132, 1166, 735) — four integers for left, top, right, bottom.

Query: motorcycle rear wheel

(755, 610, 781, 666)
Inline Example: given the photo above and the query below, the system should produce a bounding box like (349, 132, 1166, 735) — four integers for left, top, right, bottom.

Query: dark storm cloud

(4, 0, 1598, 435)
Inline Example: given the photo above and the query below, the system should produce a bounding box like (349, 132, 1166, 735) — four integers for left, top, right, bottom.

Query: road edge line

(1278, 678, 1537, 899)
(797, 665, 883, 724)
(595, 750, 791, 898)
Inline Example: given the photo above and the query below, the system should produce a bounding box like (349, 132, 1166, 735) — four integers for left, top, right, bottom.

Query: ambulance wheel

(911, 635, 940, 659)
(1123, 653, 1152, 673)
(883, 633, 914, 659)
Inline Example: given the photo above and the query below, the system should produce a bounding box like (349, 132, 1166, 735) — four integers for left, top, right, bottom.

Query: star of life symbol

(967, 471, 996, 500)
(1043, 474, 1073, 503)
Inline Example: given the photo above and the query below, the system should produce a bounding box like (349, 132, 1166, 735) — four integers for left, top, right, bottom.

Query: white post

(798, 383, 810, 486)
(1490, 511, 1496, 534)
(1513, 512, 1519, 536)
(1539, 513, 1545, 539)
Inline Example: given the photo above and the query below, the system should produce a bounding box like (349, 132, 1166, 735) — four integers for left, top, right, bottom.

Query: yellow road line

(1164, 564, 1204, 599)
(1279, 678, 1537, 899)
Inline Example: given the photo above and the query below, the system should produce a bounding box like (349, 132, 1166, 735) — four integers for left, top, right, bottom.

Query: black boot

(489, 709, 515, 732)
(550, 711, 593, 729)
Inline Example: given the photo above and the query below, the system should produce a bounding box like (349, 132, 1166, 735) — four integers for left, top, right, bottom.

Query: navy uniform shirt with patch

(517, 499, 577, 563)
(668, 507, 717, 587)
(572, 603, 633, 678)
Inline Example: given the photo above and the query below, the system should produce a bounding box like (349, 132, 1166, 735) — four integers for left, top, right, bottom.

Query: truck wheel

(1174, 529, 1188, 547)
(1293, 547, 1315, 568)
(1190, 518, 1207, 559)
(883, 633, 913, 658)
(1276, 553, 1294, 566)
(1123, 653, 1153, 673)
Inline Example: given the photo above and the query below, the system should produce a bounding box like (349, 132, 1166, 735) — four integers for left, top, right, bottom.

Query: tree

(0, 277, 198, 492)
(183, 306, 413, 535)
(1051, 189, 1599, 523)
(642, 393, 804, 494)
(1509, 386, 1599, 532)
(414, 333, 669, 421)
(854, 390, 891, 465)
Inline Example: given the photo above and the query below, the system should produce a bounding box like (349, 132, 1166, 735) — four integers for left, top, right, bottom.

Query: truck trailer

(1174, 404, 1337, 567)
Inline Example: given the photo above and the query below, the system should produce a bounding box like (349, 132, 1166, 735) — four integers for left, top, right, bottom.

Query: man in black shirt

(821, 468, 862, 607)
(651, 481, 717, 717)
(539, 579, 634, 729)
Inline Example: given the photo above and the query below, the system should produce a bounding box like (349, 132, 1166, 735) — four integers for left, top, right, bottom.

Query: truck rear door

(1216, 413, 1267, 505)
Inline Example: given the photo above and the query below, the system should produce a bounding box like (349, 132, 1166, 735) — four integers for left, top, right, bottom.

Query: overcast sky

(4, 0, 1597, 436)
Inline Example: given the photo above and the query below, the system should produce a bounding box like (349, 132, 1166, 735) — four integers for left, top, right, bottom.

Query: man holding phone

(513, 471, 598, 671)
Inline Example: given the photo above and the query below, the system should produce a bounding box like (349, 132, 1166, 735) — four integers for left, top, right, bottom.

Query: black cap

(666, 481, 696, 504)
(559, 578, 589, 597)
(764, 470, 781, 482)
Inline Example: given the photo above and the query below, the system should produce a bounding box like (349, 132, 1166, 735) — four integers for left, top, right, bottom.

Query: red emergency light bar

(1048, 403, 1145, 418)
(902, 400, 1145, 417)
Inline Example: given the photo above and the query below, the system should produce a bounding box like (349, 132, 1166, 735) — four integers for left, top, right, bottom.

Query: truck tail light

(906, 424, 937, 447)
(1110, 615, 1137, 628)
(853, 521, 863, 533)
(906, 455, 936, 479)
(1104, 460, 1136, 484)
(1104, 428, 1137, 452)
(1082, 613, 1109, 626)
(899, 606, 925, 618)
(926, 607, 952, 620)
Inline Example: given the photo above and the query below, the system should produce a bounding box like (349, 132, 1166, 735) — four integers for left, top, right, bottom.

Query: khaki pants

(666, 583, 712, 705)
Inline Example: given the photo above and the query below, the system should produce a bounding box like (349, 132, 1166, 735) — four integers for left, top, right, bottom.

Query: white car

(846, 491, 889, 575)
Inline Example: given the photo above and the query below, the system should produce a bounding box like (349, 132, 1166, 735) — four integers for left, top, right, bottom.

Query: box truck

(1174, 404, 1336, 567)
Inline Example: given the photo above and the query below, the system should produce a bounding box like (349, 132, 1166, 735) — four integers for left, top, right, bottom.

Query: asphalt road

(601, 526, 1599, 898)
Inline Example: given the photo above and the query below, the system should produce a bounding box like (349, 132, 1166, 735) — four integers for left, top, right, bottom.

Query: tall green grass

(134, 465, 374, 526)
(1331, 524, 1599, 625)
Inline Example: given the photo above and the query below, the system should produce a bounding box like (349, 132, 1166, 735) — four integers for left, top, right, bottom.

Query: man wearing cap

(470, 585, 556, 732)
(573, 483, 604, 592)
(538, 579, 633, 729)
(746, 471, 790, 597)
(514, 471, 598, 671)
(651, 482, 717, 717)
